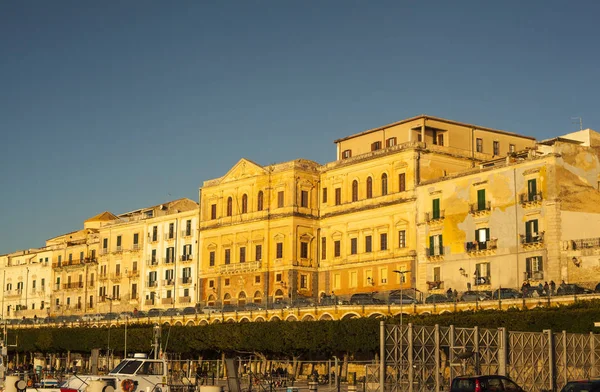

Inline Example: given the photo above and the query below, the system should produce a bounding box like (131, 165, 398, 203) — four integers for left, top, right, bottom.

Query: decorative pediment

(273, 233, 285, 241)
(395, 219, 409, 228)
(221, 158, 266, 183)
(299, 233, 314, 242)
(331, 231, 343, 240)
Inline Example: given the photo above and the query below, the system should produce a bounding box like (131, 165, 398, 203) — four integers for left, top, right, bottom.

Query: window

(91, 250, 96, 260)
(380, 233, 388, 251)
(226, 197, 233, 216)
(255, 275, 261, 284)
(225, 249, 231, 265)
(438, 134, 444, 146)
(255, 244, 262, 261)
(476, 138, 483, 153)
(151, 249, 157, 263)
(333, 273, 341, 290)
(58, 255, 62, 265)
(300, 190, 308, 208)
(526, 256, 543, 279)
(477, 189, 486, 211)
(131, 283, 137, 299)
(300, 242, 308, 259)
(365, 235, 372, 253)
(474, 262, 490, 285)
(525, 219, 539, 243)
(103, 238, 108, 249)
(342, 149, 352, 159)
(300, 275, 308, 289)
(224, 278, 230, 286)
(493, 141, 500, 156)
(398, 230, 406, 248)
(334, 240, 341, 257)
(166, 247, 174, 263)
(257, 191, 264, 211)
(322, 188, 328, 203)
(276, 242, 283, 259)
(208, 280, 215, 288)
(239, 247, 246, 263)
(386, 137, 397, 147)
(381, 173, 388, 195)
(352, 180, 359, 202)
(432, 198, 441, 219)
(474, 228, 490, 249)
(350, 271, 358, 287)
(509, 144, 516, 153)
(429, 234, 443, 256)
(152, 226, 158, 241)
(321, 237, 327, 260)
(335, 188, 341, 205)
(350, 238, 358, 255)
(79, 251, 84, 261)
(366, 177, 373, 198)
(241, 194, 248, 213)
(133, 233, 139, 246)
(211, 204, 217, 219)
(417, 133, 422, 142)
(528, 179, 538, 200)
(277, 191, 284, 208)
(112, 285, 120, 300)
(371, 141, 382, 151)
(69, 253, 72, 262)
(399, 173, 406, 192)
(185, 220, 192, 236)
(168, 223, 174, 239)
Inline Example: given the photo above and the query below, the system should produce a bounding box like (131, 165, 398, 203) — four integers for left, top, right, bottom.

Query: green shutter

(477, 189, 486, 210)
(439, 235, 443, 255)
(433, 199, 440, 219)
(528, 179, 537, 200)
(525, 220, 532, 240)
(533, 219, 538, 234)
(429, 236, 434, 256)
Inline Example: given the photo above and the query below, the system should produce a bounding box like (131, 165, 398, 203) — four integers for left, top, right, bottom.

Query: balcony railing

(132, 243, 141, 251)
(425, 210, 445, 223)
(163, 257, 175, 265)
(162, 298, 173, 305)
(144, 299, 155, 306)
(179, 296, 191, 304)
(465, 239, 498, 253)
(474, 276, 491, 286)
(163, 279, 174, 287)
(572, 237, 600, 250)
(5, 289, 23, 297)
(84, 257, 98, 263)
(427, 281, 444, 290)
(149, 235, 160, 243)
(180, 254, 193, 262)
(524, 271, 544, 280)
(469, 201, 491, 214)
(146, 281, 158, 288)
(110, 273, 122, 281)
(181, 230, 192, 238)
(519, 192, 543, 204)
(425, 247, 444, 257)
(146, 258, 159, 267)
(179, 277, 192, 285)
(100, 249, 109, 256)
(114, 246, 123, 253)
(164, 232, 175, 241)
(521, 232, 545, 245)
(218, 260, 261, 274)
(63, 282, 84, 290)
(128, 270, 140, 278)
(98, 273, 109, 281)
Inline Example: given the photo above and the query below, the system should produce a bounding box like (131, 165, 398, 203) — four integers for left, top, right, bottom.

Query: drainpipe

(514, 168, 521, 286)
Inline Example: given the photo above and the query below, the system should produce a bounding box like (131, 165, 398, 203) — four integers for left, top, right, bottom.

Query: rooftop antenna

(571, 117, 583, 131)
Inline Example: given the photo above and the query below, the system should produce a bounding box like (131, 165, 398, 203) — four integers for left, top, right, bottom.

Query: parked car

(424, 294, 453, 304)
(292, 297, 314, 307)
(182, 306, 197, 315)
(460, 290, 491, 302)
(388, 291, 419, 305)
(319, 295, 342, 306)
(201, 305, 220, 315)
(221, 304, 238, 313)
(119, 311, 134, 320)
(20, 317, 35, 325)
(134, 310, 147, 318)
(350, 293, 385, 305)
(450, 375, 525, 392)
(82, 313, 102, 322)
(147, 308, 163, 318)
(163, 308, 182, 317)
(104, 312, 119, 321)
(557, 284, 593, 296)
(560, 380, 600, 392)
(491, 288, 521, 299)
(271, 299, 290, 309)
(66, 315, 81, 323)
(244, 303, 264, 311)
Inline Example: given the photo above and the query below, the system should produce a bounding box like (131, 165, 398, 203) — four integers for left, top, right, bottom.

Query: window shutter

(429, 236, 434, 254)
(526, 258, 532, 274)
(485, 228, 490, 242)
(526, 220, 532, 239)
(439, 235, 443, 252)
(477, 189, 486, 210)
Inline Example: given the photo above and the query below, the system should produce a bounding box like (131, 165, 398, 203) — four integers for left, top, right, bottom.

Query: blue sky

(1, 1, 599, 254)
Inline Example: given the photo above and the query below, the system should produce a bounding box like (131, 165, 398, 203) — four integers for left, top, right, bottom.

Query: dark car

(424, 294, 453, 304)
(560, 380, 600, 392)
(319, 295, 342, 306)
(271, 299, 289, 309)
(147, 308, 163, 318)
(104, 312, 119, 321)
(20, 317, 35, 325)
(460, 290, 491, 302)
(388, 291, 419, 305)
(491, 288, 521, 299)
(182, 306, 197, 315)
(134, 310, 147, 318)
(292, 297, 314, 307)
(163, 308, 182, 317)
(451, 375, 525, 392)
(557, 284, 593, 296)
(221, 304, 238, 313)
(350, 293, 385, 305)
(244, 303, 264, 311)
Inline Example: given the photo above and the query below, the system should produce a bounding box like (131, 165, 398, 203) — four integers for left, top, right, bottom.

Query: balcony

(87, 280, 95, 288)
(84, 257, 98, 264)
(146, 281, 158, 288)
(114, 246, 123, 253)
(127, 270, 140, 278)
(218, 260, 261, 274)
(519, 192, 543, 206)
(179, 277, 192, 285)
(425, 210, 445, 223)
(572, 237, 600, 250)
(425, 247, 444, 258)
(128, 294, 139, 302)
(465, 239, 498, 255)
(427, 281, 444, 290)
(521, 232, 545, 248)
(146, 258, 159, 267)
(163, 257, 175, 265)
(98, 273, 109, 281)
(163, 279, 174, 287)
(131, 243, 142, 252)
(180, 254, 193, 262)
(63, 282, 84, 290)
(473, 276, 491, 286)
(164, 233, 175, 241)
(179, 296, 191, 304)
(144, 299, 156, 306)
(5, 289, 22, 297)
(524, 271, 544, 281)
(149, 235, 160, 243)
(110, 272, 122, 281)
(162, 297, 174, 305)
(100, 248, 109, 256)
(98, 295, 107, 303)
(469, 201, 492, 215)
(181, 230, 192, 238)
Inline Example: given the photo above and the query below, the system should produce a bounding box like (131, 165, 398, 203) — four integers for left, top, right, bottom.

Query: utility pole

(392, 270, 411, 326)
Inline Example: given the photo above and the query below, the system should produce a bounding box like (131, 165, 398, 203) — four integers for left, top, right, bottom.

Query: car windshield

(562, 382, 600, 392)
(452, 379, 475, 392)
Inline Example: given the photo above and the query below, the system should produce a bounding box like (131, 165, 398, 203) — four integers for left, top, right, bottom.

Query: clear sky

(1, 1, 599, 255)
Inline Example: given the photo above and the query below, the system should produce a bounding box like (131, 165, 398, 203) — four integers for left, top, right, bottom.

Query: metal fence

(381, 323, 600, 392)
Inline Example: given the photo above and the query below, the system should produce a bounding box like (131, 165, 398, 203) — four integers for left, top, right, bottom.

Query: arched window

(223, 293, 231, 305)
(274, 289, 284, 301)
(207, 294, 216, 306)
(241, 194, 248, 214)
(352, 180, 359, 202)
(238, 291, 247, 306)
(254, 291, 262, 304)
(366, 177, 373, 199)
(381, 173, 388, 196)
(226, 197, 233, 216)
(257, 191, 264, 211)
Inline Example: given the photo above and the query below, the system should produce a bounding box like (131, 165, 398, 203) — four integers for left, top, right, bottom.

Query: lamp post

(392, 270, 411, 326)
(106, 296, 114, 368)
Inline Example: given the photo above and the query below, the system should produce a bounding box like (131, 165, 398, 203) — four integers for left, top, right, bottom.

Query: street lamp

(392, 270, 411, 326)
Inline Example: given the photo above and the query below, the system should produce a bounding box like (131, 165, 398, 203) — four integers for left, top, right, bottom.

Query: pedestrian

(550, 280, 556, 295)
(453, 289, 458, 301)
(543, 281, 549, 295)
(446, 288, 453, 299)
(521, 281, 528, 297)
